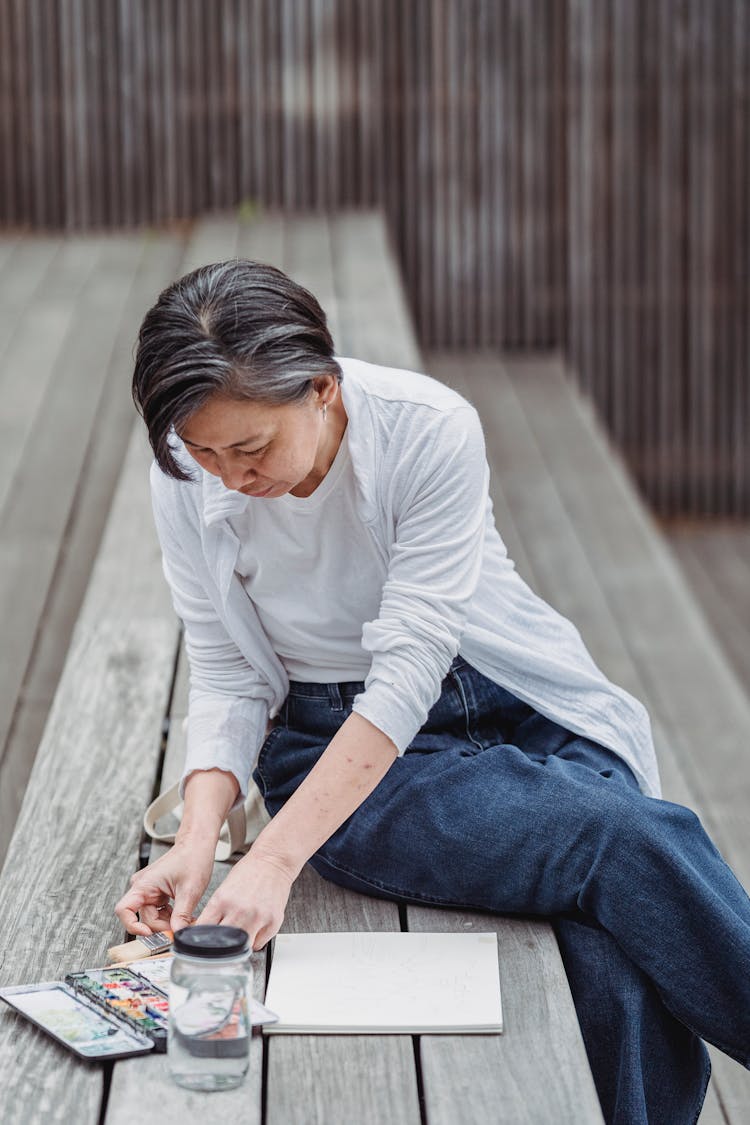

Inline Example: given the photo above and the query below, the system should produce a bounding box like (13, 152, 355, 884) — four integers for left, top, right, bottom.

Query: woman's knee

(578, 790, 713, 906)
(616, 793, 705, 855)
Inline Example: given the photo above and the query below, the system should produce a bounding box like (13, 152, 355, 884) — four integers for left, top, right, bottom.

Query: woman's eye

(240, 446, 268, 457)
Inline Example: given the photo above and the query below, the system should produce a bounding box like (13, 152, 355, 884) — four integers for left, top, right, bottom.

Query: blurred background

(2, 0, 748, 516)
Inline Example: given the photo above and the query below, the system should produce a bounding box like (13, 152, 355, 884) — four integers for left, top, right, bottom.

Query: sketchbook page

(263, 931, 503, 1034)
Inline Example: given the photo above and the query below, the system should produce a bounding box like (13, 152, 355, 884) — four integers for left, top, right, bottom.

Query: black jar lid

(173, 924, 250, 958)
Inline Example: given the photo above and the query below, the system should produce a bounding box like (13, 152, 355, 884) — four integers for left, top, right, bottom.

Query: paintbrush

(106, 930, 174, 964)
(106, 950, 174, 970)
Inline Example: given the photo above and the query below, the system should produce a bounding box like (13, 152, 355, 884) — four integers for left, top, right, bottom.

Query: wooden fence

(0, 0, 747, 516)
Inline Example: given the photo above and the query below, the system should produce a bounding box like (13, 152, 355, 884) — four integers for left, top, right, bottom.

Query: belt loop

(327, 682, 344, 711)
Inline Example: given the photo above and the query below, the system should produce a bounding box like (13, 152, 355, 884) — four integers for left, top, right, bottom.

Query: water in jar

(168, 969, 251, 1091)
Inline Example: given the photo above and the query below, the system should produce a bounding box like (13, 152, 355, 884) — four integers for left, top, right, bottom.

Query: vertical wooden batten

(0, 0, 746, 516)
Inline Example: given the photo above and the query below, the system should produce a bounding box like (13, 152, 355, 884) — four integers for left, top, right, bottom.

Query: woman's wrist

(176, 767, 240, 845)
(248, 833, 304, 882)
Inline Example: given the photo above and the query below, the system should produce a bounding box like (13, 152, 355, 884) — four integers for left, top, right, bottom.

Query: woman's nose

(218, 459, 251, 490)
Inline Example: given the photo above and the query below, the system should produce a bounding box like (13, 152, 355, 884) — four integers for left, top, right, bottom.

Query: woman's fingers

(170, 884, 205, 932)
(189, 852, 293, 947)
(193, 898, 282, 950)
(116, 839, 214, 936)
(114, 888, 159, 936)
(116, 869, 175, 935)
(139, 902, 173, 933)
(192, 899, 224, 928)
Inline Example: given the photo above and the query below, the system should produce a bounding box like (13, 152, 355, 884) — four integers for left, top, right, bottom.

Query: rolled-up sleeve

(352, 404, 489, 752)
(150, 465, 275, 809)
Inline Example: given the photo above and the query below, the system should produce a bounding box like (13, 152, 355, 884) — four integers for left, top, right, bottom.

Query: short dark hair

(131, 259, 342, 480)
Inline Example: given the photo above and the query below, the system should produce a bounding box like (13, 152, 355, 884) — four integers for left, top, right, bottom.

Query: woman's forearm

(250, 711, 398, 877)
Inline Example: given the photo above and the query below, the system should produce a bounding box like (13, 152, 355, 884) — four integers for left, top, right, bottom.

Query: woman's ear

(311, 373, 337, 405)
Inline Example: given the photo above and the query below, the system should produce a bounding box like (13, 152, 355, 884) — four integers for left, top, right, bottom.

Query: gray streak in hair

(131, 258, 342, 480)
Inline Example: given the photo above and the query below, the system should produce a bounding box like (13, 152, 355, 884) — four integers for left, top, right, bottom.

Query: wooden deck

(0, 214, 606, 1124)
(2, 212, 748, 1123)
(661, 521, 750, 696)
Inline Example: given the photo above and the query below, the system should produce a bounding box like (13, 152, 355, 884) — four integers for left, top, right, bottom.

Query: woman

(117, 259, 750, 1123)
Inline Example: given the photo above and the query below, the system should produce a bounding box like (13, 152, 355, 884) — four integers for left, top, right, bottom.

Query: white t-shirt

(229, 425, 386, 682)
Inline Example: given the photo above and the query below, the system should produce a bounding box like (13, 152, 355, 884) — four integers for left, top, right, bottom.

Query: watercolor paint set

(0, 955, 278, 1062)
(0, 960, 172, 1060)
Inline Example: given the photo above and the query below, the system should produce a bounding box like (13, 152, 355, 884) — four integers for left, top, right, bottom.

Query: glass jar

(167, 924, 252, 1091)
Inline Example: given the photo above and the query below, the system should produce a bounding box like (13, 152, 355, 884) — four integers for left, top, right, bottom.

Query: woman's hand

(192, 845, 295, 950)
(114, 836, 216, 936)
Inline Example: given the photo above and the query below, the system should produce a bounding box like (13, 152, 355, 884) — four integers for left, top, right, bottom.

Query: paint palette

(0, 955, 279, 1062)
(0, 962, 169, 1060)
(64, 965, 170, 1052)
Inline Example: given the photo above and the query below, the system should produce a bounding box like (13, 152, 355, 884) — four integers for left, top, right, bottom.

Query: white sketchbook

(263, 931, 503, 1035)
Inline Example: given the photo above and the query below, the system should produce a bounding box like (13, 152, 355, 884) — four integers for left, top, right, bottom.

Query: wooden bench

(0, 230, 184, 861)
(0, 212, 606, 1122)
(665, 521, 750, 697)
(429, 351, 750, 1123)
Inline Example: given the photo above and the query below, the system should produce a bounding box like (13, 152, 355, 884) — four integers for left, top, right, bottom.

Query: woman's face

(175, 378, 343, 499)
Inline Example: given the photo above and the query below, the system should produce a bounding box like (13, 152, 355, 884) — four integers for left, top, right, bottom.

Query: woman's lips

(242, 483, 273, 497)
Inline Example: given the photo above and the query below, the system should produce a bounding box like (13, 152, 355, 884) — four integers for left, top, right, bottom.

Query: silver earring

(322, 402, 328, 421)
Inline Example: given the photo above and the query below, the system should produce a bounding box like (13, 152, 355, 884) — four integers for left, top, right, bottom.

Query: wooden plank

(656, 0, 683, 517)
(330, 245, 601, 1116)
(178, 213, 241, 273)
(0, 234, 21, 268)
(0, 233, 185, 864)
(0, 426, 178, 1124)
(428, 352, 547, 595)
(505, 354, 750, 881)
(331, 211, 421, 369)
(0, 237, 62, 361)
(664, 524, 750, 693)
(265, 868, 421, 1125)
(409, 906, 603, 1124)
(0, 238, 149, 784)
(732, 0, 749, 516)
(235, 210, 286, 270)
(0, 3, 15, 223)
(0, 238, 103, 513)
(281, 212, 339, 343)
(105, 646, 267, 1125)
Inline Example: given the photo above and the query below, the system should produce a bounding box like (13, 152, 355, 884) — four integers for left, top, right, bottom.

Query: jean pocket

(251, 764, 265, 796)
(254, 723, 286, 785)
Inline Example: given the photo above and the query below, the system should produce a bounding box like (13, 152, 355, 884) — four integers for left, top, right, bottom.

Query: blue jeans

(252, 656, 750, 1124)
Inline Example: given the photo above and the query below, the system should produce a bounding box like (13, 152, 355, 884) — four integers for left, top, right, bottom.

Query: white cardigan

(149, 356, 662, 807)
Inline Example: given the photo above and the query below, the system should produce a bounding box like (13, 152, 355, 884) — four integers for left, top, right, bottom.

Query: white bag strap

(143, 782, 248, 862)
